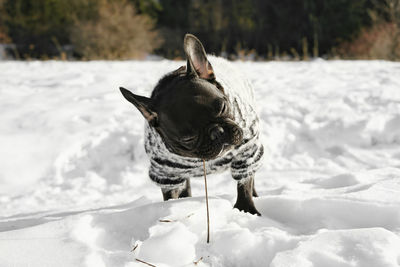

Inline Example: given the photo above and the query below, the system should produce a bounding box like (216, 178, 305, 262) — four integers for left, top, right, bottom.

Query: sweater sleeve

(145, 123, 204, 189)
(230, 137, 264, 180)
(148, 158, 187, 189)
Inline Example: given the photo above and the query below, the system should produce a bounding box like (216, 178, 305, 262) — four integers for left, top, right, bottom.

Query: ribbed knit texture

(144, 56, 264, 189)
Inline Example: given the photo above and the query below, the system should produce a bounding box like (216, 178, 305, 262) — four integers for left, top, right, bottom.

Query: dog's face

(120, 34, 243, 160)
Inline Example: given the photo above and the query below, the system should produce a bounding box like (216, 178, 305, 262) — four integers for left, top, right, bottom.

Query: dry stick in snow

(194, 256, 204, 265)
(203, 159, 210, 243)
(131, 244, 138, 252)
(159, 219, 175, 223)
(136, 258, 157, 267)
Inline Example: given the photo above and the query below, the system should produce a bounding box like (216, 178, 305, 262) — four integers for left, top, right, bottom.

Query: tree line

(0, 0, 399, 60)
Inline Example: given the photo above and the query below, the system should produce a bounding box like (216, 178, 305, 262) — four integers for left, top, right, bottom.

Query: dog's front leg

(252, 177, 258, 197)
(234, 175, 261, 216)
(162, 179, 192, 201)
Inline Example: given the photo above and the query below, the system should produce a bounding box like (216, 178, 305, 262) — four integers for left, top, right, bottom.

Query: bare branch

(135, 258, 157, 267)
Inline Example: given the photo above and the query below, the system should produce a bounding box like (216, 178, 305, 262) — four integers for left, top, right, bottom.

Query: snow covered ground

(1, 59, 400, 267)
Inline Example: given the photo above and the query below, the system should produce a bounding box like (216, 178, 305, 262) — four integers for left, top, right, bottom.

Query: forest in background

(0, 0, 399, 60)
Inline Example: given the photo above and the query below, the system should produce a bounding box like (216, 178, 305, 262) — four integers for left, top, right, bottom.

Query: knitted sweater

(144, 56, 264, 189)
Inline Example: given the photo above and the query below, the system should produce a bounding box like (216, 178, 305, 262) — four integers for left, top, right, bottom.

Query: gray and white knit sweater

(144, 56, 264, 189)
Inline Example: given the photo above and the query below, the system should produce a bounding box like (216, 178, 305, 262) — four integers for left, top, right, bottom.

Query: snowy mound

(1, 60, 400, 266)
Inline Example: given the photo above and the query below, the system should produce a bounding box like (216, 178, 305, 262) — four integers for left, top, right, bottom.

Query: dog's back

(209, 56, 256, 108)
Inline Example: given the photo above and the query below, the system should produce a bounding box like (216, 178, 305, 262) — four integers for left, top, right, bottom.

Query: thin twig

(131, 244, 138, 252)
(203, 159, 210, 243)
(135, 258, 157, 267)
(159, 212, 194, 223)
(159, 219, 176, 223)
(194, 256, 203, 265)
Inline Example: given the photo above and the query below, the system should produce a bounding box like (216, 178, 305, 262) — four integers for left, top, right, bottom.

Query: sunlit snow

(1, 59, 400, 267)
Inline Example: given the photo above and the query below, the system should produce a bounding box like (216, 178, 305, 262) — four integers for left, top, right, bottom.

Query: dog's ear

(119, 87, 158, 126)
(184, 34, 215, 80)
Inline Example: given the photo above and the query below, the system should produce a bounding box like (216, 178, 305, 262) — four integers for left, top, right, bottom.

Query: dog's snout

(209, 125, 224, 141)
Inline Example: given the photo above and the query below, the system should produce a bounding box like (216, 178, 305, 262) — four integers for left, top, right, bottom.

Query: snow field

(1, 59, 400, 266)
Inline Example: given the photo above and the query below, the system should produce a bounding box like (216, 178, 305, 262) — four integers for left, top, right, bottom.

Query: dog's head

(120, 34, 243, 160)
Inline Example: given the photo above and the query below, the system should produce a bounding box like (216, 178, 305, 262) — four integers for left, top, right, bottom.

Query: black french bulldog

(120, 34, 264, 215)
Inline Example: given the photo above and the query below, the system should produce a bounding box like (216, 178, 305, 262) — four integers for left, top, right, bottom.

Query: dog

(120, 34, 264, 215)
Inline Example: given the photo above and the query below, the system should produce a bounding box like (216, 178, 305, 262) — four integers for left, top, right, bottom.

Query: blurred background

(0, 0, 399, 61)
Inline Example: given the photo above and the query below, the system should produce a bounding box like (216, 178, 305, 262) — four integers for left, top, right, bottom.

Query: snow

(1, 59, 400, 267)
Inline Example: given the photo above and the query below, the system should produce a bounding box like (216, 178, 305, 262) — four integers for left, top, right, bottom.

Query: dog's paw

(234, 202, 261, 216)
